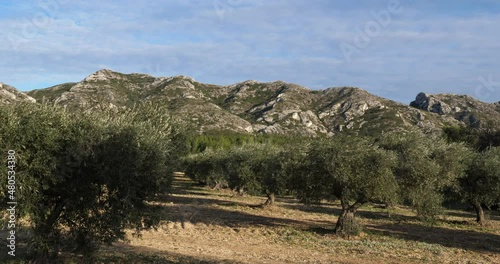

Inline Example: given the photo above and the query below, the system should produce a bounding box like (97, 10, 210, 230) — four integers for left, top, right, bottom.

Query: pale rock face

(183, 94, 196, 99)
(0, 83, 36, 103)
(410, 92, 452, 115)
(299, 111, 314, 127)
(151, 77, 168, 86)
(237, 85, 249, 94)
(339, 101, 376, 121)
(83, 69, 123, 82)
(318, 110, 335, 119)
(181, 80, 195, 90)
(264, 116, 274, 123)
(0, 89, 16, 100)
(252, 124, 267, 131)
(26, 96, 37, 103)
(261, 124, 283, 134)
(280, 109, 301, 116)
(244, 126, 253, 133)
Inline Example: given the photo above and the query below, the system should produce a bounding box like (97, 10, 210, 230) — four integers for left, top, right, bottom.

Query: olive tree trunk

(473, 202, 485, 225)
(335, 199, 363, 236)
(264, 192, 275, 206)
(31, 201, 65, 263)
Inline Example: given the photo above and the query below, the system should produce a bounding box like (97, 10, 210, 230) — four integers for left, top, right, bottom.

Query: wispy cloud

(1, 0, 499, 103)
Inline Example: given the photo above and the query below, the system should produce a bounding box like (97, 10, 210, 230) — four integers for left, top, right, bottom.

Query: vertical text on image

(6, 150, 17, 257)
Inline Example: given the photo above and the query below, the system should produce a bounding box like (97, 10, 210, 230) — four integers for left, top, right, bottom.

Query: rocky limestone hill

(411, 92, 500, 128)
(0, 69, 490, 136)
(0, 83, 36, 104)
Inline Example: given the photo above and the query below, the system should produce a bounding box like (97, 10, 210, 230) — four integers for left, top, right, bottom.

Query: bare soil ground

(96, 173, 500, 264)
(2, 173, 500, 263)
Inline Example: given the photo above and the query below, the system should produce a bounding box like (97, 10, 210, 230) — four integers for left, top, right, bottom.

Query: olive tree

(0, 103, 174, 262)
(217, 146, 259, 195)
(183, 144, 291, 205)
(379, 130, 472, 219)
(291, 136, 398, 235)
(460, 147, 500, 225)
(184, 146, 257, 194)
(183, 148, 227, 189)
(247, 144, 291, 205)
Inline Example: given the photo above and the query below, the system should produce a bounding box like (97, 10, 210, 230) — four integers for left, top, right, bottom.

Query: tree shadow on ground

(444, 210, 477, 219)
(169, 176, 215, 197)
(97, 243, 244, 264)
(155, 195, 310, 228)
(444, 209, 500, 223)
(305, 226, 336, 235)
(164, 174, 500, 254)
(366, 223, 500, 254)
(164, 175, 421, 230)
(282, 203, 418, 223)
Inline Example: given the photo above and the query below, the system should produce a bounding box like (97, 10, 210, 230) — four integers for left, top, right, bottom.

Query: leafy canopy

(0, 102, 175, 260)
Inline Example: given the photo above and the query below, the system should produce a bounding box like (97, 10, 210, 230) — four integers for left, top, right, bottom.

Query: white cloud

(0, 0, 499, 103)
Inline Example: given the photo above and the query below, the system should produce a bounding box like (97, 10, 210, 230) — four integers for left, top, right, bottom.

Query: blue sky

(1, 0, 500, 103)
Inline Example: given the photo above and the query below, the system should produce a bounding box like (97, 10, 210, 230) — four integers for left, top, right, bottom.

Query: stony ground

(2, 173, 499, 263)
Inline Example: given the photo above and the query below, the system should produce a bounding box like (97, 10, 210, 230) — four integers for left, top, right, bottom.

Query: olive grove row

(183, 130, 500, 235)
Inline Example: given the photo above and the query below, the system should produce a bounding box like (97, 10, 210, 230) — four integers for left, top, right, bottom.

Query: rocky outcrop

(0, 83, 36, 104)
(410, 92, 500, 128)
(83, 69, 125, 82)
(410, 92, 452, 115)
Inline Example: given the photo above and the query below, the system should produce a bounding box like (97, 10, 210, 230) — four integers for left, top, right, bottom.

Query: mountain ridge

(2, 69, 498, 135)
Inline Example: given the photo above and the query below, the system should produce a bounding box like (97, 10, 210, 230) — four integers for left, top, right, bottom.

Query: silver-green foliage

(184, 143, 290, 202)
(0, 102, 175, 261)
(379, 130, 472, 219)
(290, 136, 398, 235)
(461, 147, 500, 224)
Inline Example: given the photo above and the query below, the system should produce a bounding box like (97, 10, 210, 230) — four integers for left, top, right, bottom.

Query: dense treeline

(186, 132, 307, 153)
(443, 125, 500, 151)
(0, 103, 178, 263)
(184, 128, 500, 235)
